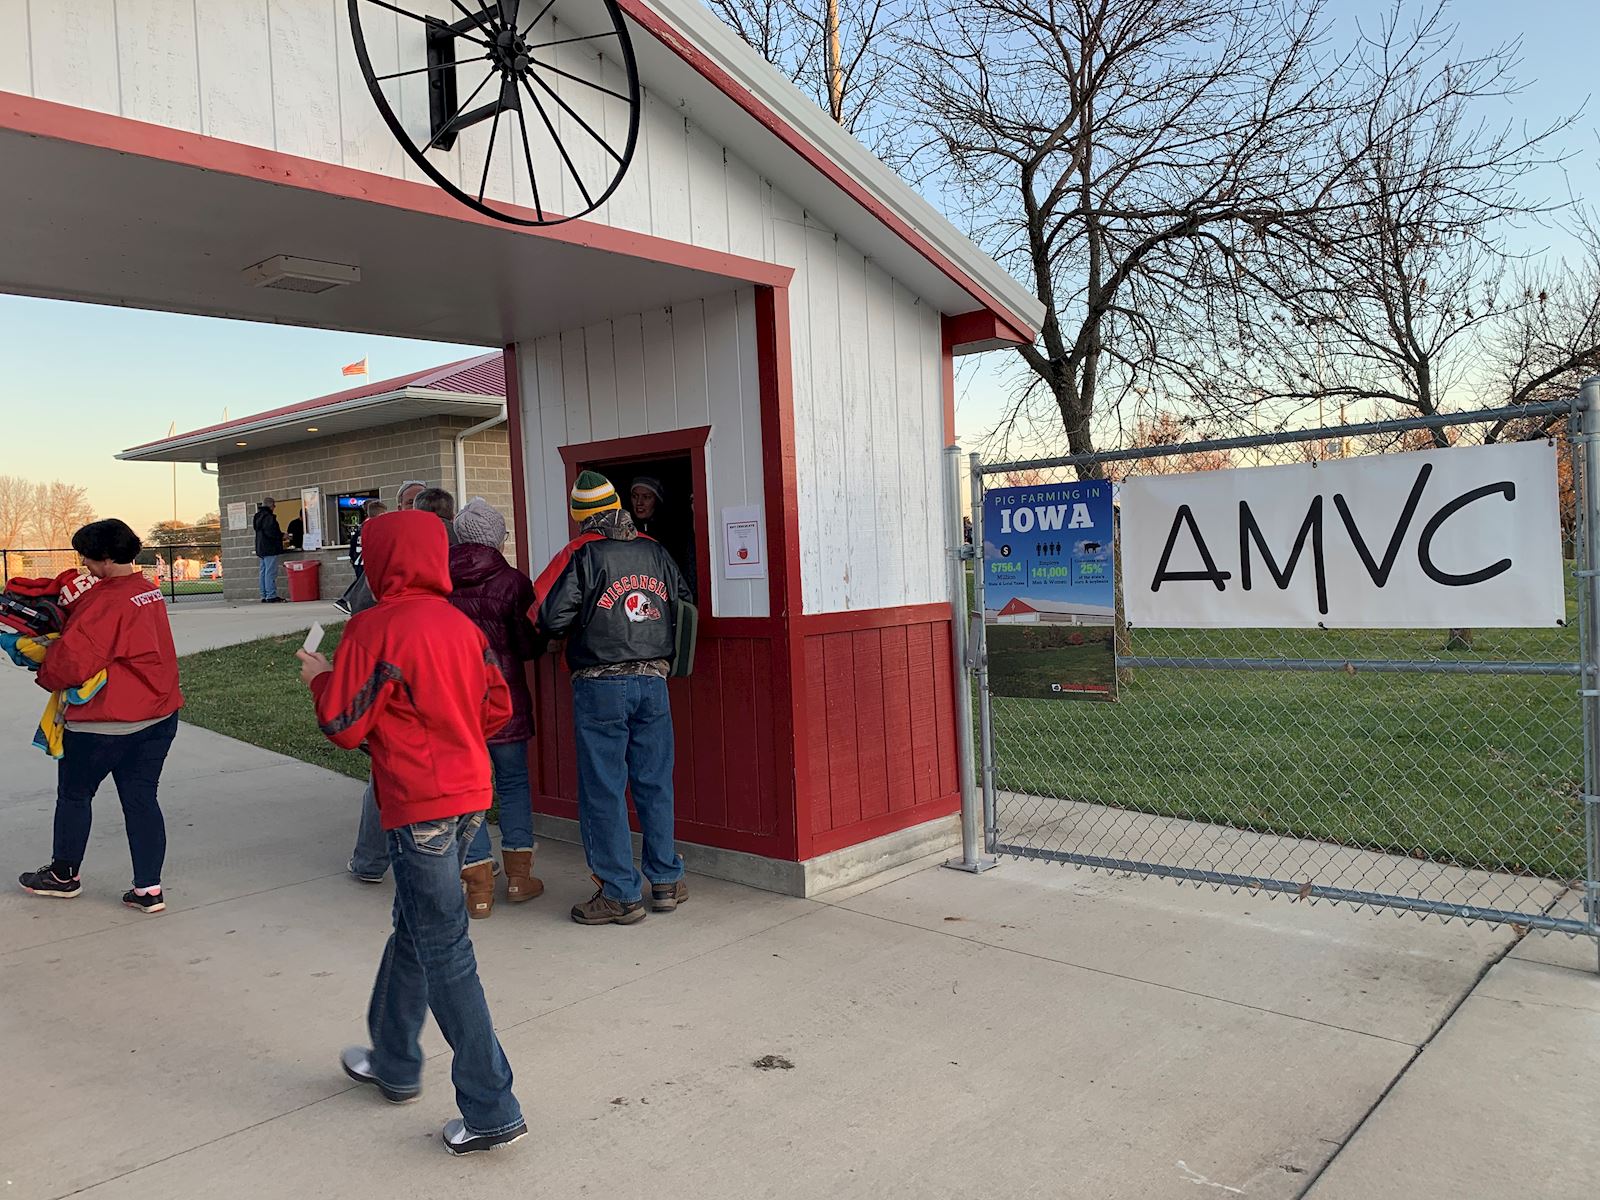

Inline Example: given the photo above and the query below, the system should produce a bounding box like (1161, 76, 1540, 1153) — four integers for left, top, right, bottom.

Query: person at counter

(628, 476, 695, 600)
(253, 497, 285, 603)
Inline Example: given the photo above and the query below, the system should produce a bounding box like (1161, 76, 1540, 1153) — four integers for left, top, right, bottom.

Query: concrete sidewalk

(1, 602, 1596, 1198)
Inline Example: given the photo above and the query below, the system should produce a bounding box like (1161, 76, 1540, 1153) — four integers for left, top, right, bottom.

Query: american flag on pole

(342, 356, 368, 377)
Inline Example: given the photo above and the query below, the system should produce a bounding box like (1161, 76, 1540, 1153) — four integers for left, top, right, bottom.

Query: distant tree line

(0, 475, 97, 550)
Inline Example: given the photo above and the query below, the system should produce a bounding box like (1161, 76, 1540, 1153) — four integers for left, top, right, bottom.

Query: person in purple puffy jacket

(450, 499, 546, 918)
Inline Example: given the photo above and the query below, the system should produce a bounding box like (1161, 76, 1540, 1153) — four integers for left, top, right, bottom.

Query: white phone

(302, 622, 325, 655)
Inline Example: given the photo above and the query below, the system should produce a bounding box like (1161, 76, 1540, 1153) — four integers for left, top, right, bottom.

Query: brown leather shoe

(650, 879, 688, 912)
(461, 860, 495, 920)
(501, 849, 544, 903)
(570, 881, 645, 925)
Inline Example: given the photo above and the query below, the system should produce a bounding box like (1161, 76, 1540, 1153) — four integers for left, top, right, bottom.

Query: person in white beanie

(448, 499, 545, 916)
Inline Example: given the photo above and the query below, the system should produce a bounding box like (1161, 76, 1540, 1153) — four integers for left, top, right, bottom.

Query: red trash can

(284, 559, 321, 602)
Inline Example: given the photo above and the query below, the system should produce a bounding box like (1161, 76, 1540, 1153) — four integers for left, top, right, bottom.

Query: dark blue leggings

(53, 713, 178, 888)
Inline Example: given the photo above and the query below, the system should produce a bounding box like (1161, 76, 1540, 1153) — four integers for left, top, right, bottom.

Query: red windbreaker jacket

(35, 572, 183, 722)
(310, 510, 511, 830)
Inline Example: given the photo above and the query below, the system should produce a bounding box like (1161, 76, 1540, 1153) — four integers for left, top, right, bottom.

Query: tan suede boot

(461, 860, 495, 919)
(501, 849, 544, 903)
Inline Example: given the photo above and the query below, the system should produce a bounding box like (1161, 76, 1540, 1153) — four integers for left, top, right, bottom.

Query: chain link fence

(971, 395, 1600, 943)
(2, 545, 224, 602)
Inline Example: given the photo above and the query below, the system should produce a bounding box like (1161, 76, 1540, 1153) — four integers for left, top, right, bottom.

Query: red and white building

(1, 0, 1043, 892)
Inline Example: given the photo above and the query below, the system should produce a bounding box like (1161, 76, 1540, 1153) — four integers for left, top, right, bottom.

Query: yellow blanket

(0, 631, 108, 758)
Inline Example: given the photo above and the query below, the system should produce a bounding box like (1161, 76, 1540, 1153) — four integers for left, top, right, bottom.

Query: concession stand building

(1, 0, 1044, 891)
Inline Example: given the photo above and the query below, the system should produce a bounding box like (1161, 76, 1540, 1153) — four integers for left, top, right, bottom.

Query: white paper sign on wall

(1120, 440, 1564, 629)
(227, 502, 247, 531)
(722, 504, 765, 580)
(300, 487, 324, 552)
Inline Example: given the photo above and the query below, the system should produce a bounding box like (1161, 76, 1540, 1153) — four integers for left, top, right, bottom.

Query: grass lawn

(179, 623, 369, 782)
(167, 580, 223, 596)
(176, 587, 1588, 880)
(992, 609, 1586, 880)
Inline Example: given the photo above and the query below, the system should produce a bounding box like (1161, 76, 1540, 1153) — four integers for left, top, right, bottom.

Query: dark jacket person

(252, 498, 285, 602)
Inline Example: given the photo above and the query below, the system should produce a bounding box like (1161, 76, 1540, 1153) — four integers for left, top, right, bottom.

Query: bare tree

(28, 482, 97, 548)
(1109, 412, 1233, 478)
(893, 0, 1597, 469)
(1238, 7, 1598, 445)
(0, 475, 32, 550)
(897, 0, 1388, 470)
(703, 0, 901, 139)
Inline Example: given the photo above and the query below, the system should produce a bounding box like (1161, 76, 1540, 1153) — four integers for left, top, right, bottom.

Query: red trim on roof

(122, 352, 503, 453)
(0, 92, 793, 290)
(616, 0, 1038, 343)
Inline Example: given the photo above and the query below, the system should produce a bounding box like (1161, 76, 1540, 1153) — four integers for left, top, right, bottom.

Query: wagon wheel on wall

(349, 0, 641, 225)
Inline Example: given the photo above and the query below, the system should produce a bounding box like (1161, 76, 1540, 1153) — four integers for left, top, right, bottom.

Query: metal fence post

(970, 452, 998, 854)
(943, 443, 994, 874)
(1580, 375, 1600, 969)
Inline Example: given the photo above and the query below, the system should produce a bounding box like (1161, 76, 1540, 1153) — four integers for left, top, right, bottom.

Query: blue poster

(982, 481, 1115, 624)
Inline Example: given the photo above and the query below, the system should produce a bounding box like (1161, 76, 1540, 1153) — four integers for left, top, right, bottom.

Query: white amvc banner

(1121, 440, 1565, 629)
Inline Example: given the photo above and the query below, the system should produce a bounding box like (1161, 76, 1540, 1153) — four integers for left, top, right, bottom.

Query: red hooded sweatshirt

(309, 510, 511, 830)
(35, 572, 183, 723)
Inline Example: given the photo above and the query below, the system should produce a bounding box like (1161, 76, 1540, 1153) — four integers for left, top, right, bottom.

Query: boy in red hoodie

(18, 519, 183, 913)
(297, 509, 525, 1156)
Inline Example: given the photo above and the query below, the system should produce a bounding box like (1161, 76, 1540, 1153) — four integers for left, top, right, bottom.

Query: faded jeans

(258, 554, 279, 599)
(365, 812, 523, 1136)
(571, 675, 684, 904)
(350, 779, 388, 879)
(465, 740, 534, 866)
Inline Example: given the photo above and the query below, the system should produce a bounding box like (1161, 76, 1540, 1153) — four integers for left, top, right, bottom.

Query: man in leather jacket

(533, 471, 692, 926)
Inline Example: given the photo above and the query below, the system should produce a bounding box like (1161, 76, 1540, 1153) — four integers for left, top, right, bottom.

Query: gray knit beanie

(454, 498, 507, 547)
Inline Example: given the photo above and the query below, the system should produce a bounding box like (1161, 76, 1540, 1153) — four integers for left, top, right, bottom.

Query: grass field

(176, 591, 1589, 880)
(178, 623, 369, 782)
(986, 624, 1116, 698)
(991, 607, 1587, 880)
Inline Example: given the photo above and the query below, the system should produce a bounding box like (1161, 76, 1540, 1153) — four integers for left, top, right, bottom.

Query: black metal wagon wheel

(349, 0, 641, 225)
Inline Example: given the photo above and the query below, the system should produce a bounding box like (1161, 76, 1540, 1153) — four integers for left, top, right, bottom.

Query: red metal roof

(123, 352, 503, 453)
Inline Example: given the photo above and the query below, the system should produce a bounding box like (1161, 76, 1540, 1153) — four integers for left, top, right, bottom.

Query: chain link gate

(964, 382, 1600, 957)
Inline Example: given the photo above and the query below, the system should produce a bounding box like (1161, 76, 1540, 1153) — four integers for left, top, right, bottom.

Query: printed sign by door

(982, 480, 1117, 700)
(1120, 440, 1564, 629)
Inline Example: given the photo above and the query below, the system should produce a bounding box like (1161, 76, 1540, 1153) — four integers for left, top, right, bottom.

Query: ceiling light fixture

(306, 426, 320, 432)
(236, 440, 248, 446)
(243, 255, 361, 294)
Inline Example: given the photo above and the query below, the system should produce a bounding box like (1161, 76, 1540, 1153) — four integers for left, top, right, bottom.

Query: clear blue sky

(0, 0, 1593, 539)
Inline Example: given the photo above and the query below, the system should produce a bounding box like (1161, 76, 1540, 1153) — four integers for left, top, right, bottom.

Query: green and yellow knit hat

(570, 470, 621, 525)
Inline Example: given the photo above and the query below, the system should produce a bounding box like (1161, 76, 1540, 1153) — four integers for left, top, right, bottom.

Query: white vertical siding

(15, 0, 955, 617)
(0, 0, 33, 95)
(515, 288, 768, 619)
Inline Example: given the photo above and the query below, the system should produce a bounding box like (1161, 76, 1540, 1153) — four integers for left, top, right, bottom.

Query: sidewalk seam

(1290, 915, 1540, 1197)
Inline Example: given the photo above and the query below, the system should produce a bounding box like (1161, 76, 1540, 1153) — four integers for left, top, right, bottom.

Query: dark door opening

(581, 451, 699, 601)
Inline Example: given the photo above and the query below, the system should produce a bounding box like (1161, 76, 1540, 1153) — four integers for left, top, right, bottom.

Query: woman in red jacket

(18, 519, 184, 913)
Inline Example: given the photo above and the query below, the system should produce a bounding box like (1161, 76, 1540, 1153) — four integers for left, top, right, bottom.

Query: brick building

(120, 354, 514, 602)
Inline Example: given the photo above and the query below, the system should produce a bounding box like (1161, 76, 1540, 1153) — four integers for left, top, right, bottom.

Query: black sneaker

(442, 1118, 527, 1156)
(19, 863, 80, 899)
(340, 1046, 421, 1104)
(122, 888, 165, 914)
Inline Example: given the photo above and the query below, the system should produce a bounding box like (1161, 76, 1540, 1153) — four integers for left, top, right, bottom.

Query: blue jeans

(53, 713, 178, 888)
(258, 554, 279, 599)
(350, 780, 388, 879)
(465, 740, 534, 866)
(367, 813, 523, 1136)
(572, 675, 684, 904)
